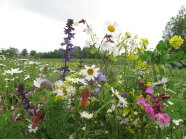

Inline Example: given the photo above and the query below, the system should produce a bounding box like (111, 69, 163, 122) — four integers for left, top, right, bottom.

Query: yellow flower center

(107, 25, 115, 32)
(87, 69, 94, 75)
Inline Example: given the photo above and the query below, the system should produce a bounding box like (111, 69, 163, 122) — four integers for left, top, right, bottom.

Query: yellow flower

(137, 60, 148, 68)
(128, 53, 139, 60)
(125, 32, 131, 38)
(139, 38, 149, 48)
(55, 94, 62, 100)
(169, 35, 184, 49)
(146, 81, 152, 87)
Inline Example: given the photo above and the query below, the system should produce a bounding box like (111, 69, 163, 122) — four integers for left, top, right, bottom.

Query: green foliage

(21, 48, 28, 57)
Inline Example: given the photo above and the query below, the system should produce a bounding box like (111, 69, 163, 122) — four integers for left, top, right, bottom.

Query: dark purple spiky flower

(58, 19, 75, 80)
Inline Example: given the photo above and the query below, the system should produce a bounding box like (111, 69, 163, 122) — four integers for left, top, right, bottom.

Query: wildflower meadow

(0, 19, 186, 139)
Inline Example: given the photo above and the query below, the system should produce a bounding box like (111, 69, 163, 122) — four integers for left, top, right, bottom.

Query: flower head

(28, 124, 38, 133)
(81, 65, 99, 81)
(169, 35, 184, 49)
(105, 21, 119, 34)
(80, 111, 93, 119)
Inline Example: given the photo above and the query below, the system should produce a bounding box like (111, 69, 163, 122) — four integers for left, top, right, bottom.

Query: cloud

(2, 0, 103, 22)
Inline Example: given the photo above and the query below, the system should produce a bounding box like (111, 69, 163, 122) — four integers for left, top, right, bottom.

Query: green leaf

(165, 64, 173, 71)
(181, 61, 186, 65)
(156, 40, 167, 51)
(173, 61, 182, 67)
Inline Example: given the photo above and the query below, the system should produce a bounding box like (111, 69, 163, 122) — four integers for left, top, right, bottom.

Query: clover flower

(169, 35, 184, 49)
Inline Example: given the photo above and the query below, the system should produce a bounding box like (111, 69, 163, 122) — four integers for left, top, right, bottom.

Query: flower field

(0, 19, 186, 139)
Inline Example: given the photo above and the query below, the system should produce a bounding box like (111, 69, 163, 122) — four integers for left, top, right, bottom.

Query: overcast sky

(0, 0, 185, 52)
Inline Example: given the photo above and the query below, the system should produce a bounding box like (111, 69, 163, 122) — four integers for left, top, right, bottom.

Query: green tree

(163, 6, 186, 52)
(3, 47, 19, 57)
(30, 50, 37, 57)
(21, 49, 28, 57)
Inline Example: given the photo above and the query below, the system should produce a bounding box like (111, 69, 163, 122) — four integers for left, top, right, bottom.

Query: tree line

(0, 46, 99, 59)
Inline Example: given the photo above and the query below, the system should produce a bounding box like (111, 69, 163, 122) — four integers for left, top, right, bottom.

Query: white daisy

(105, 21, 119, 34)
(24, 75, 30, 80)
(28, 124, 38, 133)
(173, 119, 183, 125)
(151, 77, 168, 87)
(111, 87, 128, 107)
(4, 68, 23, 75)
(81, 65, 99, 81)
(33, 78, 43, 88)
(80, 111, 93, 120)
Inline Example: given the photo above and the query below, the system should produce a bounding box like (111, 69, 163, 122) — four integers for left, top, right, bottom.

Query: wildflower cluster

(169, 35, 184, 49)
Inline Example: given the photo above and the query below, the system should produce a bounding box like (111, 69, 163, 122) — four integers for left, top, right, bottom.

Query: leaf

(156, 40, 167, 51)
(173, 61, 182, 67)
(181, 61, 186, 65)
(165, 64, 173, 71)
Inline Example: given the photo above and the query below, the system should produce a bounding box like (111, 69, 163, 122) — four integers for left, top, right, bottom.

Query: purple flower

(91, 88, 100, 96)
(58, 19, 75, 80)
(40, 79, 52, 90)
(97, 72, 106, 82)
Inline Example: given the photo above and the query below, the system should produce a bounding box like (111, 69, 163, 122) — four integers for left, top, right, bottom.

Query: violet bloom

(40, 79, 52, 90)
(58, 19, 75, 80)
(97, 72, 107, 82)
(91, 88, 100, 96)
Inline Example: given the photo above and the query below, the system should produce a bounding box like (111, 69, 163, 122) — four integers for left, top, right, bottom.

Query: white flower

(81, 65, 99, 81)
(173, 119, 183, 125)
(167, 101, 174, 105)
(100, 42, 120, 57)
(80, 111, 93, 120)
(24, 75, 30, 80)
(73, 21, 79, 26)
(28, 124, 38, 133)
(151, 77, 168, 87)
(134, 111, 138, 115)
(4, 68, 23, 75)
(83, 25, 93, 35)
(111, 87, 128, 107)
(33, 78, 43, 88)
(0, 63, 6, 67)
(105, 21, 119, 34)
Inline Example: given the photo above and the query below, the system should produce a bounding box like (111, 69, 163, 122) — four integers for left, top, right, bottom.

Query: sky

(0, 0, 185, 52)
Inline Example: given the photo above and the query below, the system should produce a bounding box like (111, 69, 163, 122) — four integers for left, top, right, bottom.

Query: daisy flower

(81, 65, 99, 81)
(105, 21, 119, 33)
(80, 111, 93, 119)
(28, 124, 38, 133)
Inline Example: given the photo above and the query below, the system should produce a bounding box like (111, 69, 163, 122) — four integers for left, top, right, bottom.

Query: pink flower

(144, 103, 155, 120)
(137, 97, 146, 106)
(155, 113, 170, 125)
(145, 87, 154, 94)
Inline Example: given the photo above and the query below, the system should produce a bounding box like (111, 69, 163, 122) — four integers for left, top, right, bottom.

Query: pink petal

(145, 87, 154, 94)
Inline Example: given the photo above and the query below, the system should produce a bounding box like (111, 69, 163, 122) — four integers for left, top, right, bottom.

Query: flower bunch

(137, 80, 171, 126)
(169, 35, 184, 49)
